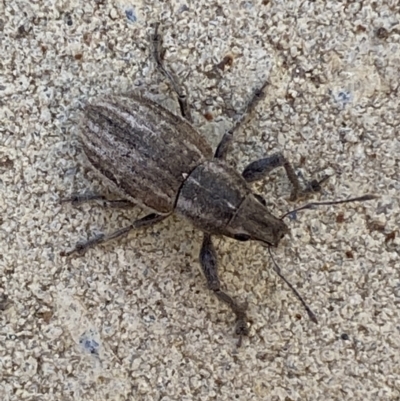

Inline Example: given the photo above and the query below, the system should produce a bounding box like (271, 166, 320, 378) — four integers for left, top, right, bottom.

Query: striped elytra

(81, 93, 213, 215)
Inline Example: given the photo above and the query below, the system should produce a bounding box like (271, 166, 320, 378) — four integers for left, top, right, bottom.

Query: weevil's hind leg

(61, 193, 134, 209)
(151, 24, 192, 122)
(242, 152, 327, 201)
(199, 233, 249, 345)
(62, 213, 167, 256)
(214, 81, 269, 159)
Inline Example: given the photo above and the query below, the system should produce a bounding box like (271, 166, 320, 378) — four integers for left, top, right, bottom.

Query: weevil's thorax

(176, 160, 289, 246)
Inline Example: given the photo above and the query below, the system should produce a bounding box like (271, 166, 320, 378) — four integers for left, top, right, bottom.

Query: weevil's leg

(214, 81, 269, 159)
(151, 24, 192, 122)
(199, 233, 249, 343)
(61, 193, 134, 209)
(242, 152, 326, 201)
(242, 153, 302, 201)
(62, 213, 167, 256)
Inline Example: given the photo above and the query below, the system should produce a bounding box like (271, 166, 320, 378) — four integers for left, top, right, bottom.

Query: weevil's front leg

(215, 81, 269, 159)
(199, 233, 249, 342)
(61, 193, 134, 209)
(242, 152, 326, 201)
(152, 24, 192, 122)
(62, 213, 167, 256)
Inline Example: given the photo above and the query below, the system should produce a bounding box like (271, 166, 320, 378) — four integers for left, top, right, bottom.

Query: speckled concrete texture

(1, 1, 399, 400)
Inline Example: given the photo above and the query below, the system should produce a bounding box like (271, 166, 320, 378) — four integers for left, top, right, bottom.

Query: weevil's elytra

(65, 25, 375, 345)
(82, 95, 213, 214)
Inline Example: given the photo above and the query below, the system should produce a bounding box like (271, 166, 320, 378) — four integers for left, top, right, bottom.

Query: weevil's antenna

(280, 194, 377, 220)
(271, 194, 377, 322)
(268, 247, 318, 324)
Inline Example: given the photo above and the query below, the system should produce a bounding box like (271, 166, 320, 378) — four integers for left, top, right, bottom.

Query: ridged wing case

(81, 94, 213, 214)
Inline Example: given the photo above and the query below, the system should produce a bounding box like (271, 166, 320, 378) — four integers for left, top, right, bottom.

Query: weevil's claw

(291, 175, 331, 201)
(304, 175, 330, 194)
(61, 234, 105, 257)
(60, 243, 86, 257)
(306, 306, 318, 324)
(235, 319, 249, 336)
(305, 179, 323, 193)
(234, 302, 249, 347)
(235, 319, 249, 347)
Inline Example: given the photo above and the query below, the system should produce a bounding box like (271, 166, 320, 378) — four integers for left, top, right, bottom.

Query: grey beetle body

(81, 94, 289, 247)
(66, 25, 375, 343)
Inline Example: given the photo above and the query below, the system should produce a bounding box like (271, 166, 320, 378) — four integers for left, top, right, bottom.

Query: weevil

(63, 25, 375, 343)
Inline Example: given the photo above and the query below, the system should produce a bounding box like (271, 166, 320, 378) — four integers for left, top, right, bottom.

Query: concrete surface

(1, 0, 399, 400)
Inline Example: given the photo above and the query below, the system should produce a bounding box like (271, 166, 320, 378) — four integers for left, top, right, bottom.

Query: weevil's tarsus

(151, 23, 192, 122)
(280, 194, 378, 220)
(268, 247, 318, 324)
(215, 81, 270, 159)
(200, 233, 249, 341)
(63, 213, 167, 256)
(303, 174, 330, 194)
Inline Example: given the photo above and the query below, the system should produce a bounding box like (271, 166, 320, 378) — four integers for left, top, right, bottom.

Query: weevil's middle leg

(242, 152, 326, 201)
(199, 233, 249, 343)
(152, 24, 192, 122)
(214, 81, 269, 159)
(62, 213, 167, 256)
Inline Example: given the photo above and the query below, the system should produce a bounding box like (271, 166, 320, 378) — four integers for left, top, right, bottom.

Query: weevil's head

(227, 194, 289, 247)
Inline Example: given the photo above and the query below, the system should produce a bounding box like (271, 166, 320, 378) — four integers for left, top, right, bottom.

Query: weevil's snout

(228, 195, 289, 247)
